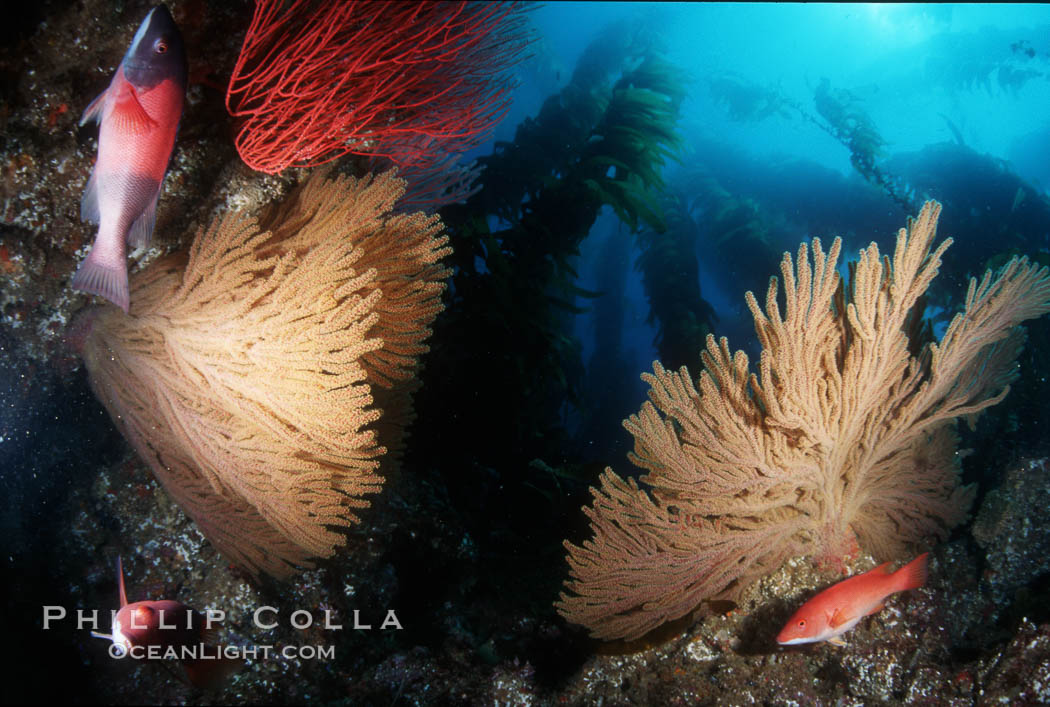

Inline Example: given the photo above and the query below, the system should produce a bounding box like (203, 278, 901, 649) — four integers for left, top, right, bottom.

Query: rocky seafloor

(2, 1, 1050, 705)
(13, 437, 1050, 705)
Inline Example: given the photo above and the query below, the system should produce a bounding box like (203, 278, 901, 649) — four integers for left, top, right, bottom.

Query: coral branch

(225, 0, 532, 176)
(558, 202, 1050, 640)
(78, 171, 451, 577)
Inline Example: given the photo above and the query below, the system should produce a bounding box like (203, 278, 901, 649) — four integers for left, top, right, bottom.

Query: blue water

(515, 0, 1050, 393)
(521, 3, 1050, 184)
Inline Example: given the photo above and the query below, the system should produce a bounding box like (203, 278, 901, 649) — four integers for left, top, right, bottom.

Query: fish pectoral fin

(80, 90, 107, 126)
(127, 184, 160, 249)
(80, 170, 100, 224)
(828, 635, 847, 647)
(111, 88, 159, 135)
(828, 607, 854, 629)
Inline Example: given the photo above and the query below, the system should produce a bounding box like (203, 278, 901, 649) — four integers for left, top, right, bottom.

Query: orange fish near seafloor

(73, 4, 186, 312)
(776, 552, 929, 647)
(91, 557, 239, 688)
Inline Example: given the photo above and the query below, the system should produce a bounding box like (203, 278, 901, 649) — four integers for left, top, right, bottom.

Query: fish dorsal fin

(871, 561, 894, 575)
(111, 85, 158, 135)
(118, 556, 128, 608)
(828, 606, 853, 629)
(894, 552, 930, 591)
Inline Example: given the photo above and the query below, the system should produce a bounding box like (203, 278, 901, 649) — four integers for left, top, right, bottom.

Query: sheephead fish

(776, 552, 929, 647)
(91, 557, 239, 688)
(73, 4, 186, 312)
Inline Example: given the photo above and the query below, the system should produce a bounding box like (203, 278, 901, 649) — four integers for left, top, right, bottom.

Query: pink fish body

(73, 4, 186, 312)
(776, 552, 929, 646)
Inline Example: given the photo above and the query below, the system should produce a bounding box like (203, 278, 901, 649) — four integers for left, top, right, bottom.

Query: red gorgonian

(225, 1, 532, 179)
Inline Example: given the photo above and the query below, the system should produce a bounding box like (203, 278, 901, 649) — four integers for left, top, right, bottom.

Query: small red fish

(73, 4, 186, 312)
(92, 557, 238, 688)
(776, 552, 929, 647)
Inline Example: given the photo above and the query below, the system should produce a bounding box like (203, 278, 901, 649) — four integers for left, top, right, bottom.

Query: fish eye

(797, 619, 806, 628)
(153, 38, 168, 54)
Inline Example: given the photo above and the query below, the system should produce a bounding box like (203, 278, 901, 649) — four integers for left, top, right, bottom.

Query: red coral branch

(371, 150, 484, 214)
(226, 0, 532, 175)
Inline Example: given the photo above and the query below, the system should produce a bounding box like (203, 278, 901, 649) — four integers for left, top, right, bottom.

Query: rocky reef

(2, 2, 1049, 705)
(19, 448, 1047, 705)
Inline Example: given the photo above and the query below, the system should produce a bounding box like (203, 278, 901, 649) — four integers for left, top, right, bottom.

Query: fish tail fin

(894, 552, 929, 592)
(182, 655, 241, 689)
(72, 246, 130, 313)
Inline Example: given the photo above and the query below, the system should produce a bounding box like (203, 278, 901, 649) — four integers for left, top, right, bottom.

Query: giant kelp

(923, 27, 1049, 97)
(572, 223, 639, 460)
(707, 74, 794, 123)
(662, 163, 785, 310)
(707, 73, 916, 214)
(634, 193, 717, 371)
(811, 78, 916, 214)
(417, 28, 687, 475)
(887, 142, 1050, 270)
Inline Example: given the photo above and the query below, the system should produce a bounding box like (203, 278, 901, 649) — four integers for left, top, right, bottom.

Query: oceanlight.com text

(108, 642, 336, 661)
